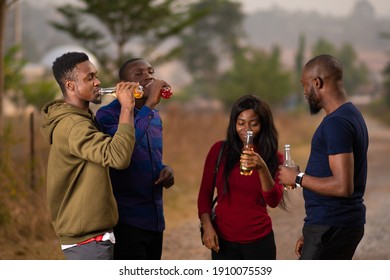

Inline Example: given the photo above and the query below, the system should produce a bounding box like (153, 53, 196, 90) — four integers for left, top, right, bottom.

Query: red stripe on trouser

(77, 234, 104, 245)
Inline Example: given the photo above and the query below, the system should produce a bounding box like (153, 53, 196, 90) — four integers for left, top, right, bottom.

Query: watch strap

(295, 172, 305, 188)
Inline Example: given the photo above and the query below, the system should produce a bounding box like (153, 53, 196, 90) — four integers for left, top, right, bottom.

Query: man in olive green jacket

(40, 52, 137, 260)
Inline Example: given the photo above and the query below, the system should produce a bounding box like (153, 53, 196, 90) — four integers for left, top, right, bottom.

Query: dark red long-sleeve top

(198, 141, 284, 243)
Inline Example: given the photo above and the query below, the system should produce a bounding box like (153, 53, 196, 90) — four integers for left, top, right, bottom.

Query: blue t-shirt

(304, 102, 368, 227)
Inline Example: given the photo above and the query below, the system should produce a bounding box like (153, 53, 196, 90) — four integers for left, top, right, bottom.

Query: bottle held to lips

(99, 85, 173, 99)
(160, 86, 173, 99)
(283, 144, 296, 190)
(240, 129, 254, 176)
(98, 86, 144, 98)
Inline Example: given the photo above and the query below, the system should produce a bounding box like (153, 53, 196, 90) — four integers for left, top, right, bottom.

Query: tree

(383, 62, 390, 105)
(3, 45, 25, 109)
(21, 80, 58, 111)
(0, 0, 5, 123)
(380, 32, 390, 105)
(294, 33, 305, 93)
(176, 0, 246, 103)
(1, 0, 18, 126)
(338, 43, 369, 95)
(178, 0, 244, 83)
(215, 46, 291, 108)
(51, 0, 203, 80)
(311, 38, 369, 95)
(3, 45, 24, 91)
(312, 38, 337, 57)
(2, 45, 56, 111)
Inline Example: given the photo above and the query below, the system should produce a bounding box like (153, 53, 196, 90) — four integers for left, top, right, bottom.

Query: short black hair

(52, 52, 89, 94)
(304, 54, 343, 81)
(118, 58, 143, 81)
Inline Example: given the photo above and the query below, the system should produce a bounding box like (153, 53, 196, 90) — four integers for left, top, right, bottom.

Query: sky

(27, 0, 390, 18)
(239, 0, 390, 17)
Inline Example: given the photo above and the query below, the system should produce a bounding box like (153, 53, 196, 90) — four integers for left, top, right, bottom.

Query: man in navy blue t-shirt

(278, 54, 368, 259)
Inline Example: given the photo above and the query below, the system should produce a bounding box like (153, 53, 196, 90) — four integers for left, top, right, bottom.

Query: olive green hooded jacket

(40, 99, 135, 245)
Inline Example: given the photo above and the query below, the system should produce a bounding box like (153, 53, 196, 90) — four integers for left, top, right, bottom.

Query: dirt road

(161, 116, 390, 260)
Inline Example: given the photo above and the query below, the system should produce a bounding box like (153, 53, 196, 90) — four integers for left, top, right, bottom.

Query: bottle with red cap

(99, 86, 173, 99)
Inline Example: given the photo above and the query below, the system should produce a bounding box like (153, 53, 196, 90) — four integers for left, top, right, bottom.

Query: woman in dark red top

(197, 95, 285, 260)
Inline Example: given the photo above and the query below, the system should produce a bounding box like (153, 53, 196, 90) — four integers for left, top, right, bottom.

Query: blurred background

(0, 0, 389, 259)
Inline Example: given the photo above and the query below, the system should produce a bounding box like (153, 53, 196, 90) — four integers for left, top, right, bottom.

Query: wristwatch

(295, 172, 305, 188)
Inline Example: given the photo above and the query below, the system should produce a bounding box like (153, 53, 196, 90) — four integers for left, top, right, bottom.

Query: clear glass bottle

(99, 85, 173, 99)
(283, 144, 296, 190)
(240, 129, 254, 176)
(99, 85, 144, 98)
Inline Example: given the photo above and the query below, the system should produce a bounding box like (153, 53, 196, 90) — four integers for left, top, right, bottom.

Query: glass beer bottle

(283, 144, 296, 190)
(99, 85, 173, 99)
(240, 129, 254, 176)
(99, 85, 144, 98)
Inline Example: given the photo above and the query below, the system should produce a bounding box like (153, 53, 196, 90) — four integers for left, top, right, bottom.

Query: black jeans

(300, 225, 364, 260)
(212, 231, 276, 260)
(114, 222, 163, 260)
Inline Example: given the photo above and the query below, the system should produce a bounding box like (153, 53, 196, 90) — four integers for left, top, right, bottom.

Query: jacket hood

(40, 99, 93, 144)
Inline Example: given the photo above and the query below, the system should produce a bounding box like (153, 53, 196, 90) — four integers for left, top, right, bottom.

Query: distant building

(351, 0, 375, 20)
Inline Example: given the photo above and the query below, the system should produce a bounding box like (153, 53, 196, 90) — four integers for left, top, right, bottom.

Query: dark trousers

(300, 225, 364, 260)
(63, 240, 114, 260)
(212, 231, 276, 260)
(114, 222, 163, 260)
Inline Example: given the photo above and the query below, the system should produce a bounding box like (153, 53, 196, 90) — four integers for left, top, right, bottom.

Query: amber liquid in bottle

(240, 129, 254, 176)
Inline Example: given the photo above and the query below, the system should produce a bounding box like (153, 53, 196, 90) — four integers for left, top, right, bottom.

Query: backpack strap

(211, 141, 225, 205)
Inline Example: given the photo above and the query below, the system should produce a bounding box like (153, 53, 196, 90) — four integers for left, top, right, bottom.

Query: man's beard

(307, 87, 321, 115)
(309, 101, 321, 115)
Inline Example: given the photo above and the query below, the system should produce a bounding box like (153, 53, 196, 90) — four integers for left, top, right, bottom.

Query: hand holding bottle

(115, 81, 137, 109)
(144, 79, 172, 109)
(240, 129, 254, 176)
(280, 144, 299, 190)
